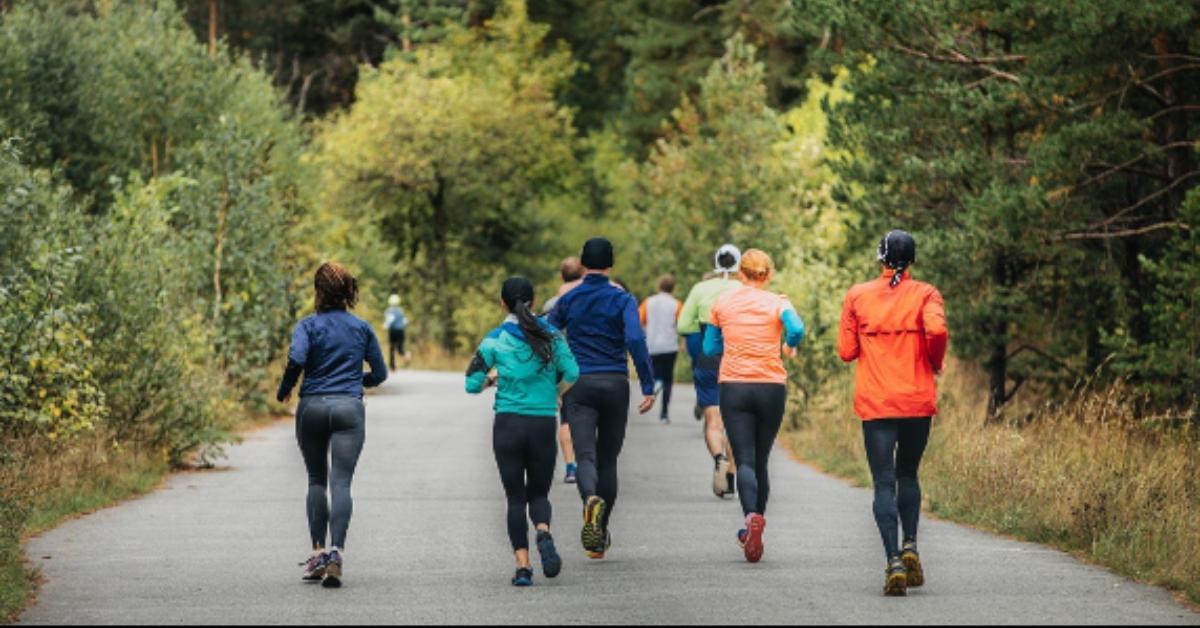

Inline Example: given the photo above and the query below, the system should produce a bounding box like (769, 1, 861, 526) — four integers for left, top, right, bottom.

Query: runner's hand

(782, 345, 797, 358)
(638, 395, 655, 415)
(282, 392, 292, 404)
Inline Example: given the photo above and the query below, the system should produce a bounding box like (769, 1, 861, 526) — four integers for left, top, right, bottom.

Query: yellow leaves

(1028, 176, 1040, 187)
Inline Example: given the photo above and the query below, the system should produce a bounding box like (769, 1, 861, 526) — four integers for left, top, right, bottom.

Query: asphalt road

(19, 371, 1200, 625)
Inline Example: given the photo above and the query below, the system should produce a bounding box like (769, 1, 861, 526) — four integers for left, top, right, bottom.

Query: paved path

(19, 371, 1200, 625)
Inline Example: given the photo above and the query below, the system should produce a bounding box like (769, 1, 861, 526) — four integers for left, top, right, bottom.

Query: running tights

(296, 396, 365, 550)
(720, 383, 787, 517)
(493, 413, 557, 551)
(862, 417, 931, 560)
(563, 373, 630, 530)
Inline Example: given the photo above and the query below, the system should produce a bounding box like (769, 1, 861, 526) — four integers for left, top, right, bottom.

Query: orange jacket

(838, 270, 948, 420)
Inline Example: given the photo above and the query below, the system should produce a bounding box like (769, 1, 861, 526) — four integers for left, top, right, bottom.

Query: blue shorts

(693, 367, 720, 409)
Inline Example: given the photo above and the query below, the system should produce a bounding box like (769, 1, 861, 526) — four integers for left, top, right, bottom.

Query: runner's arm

(702, 324, 724, 357)
(781, 307, 805, 348)
(837, 291, 860, 362)
(922, 288, 948, 372)
(622, 296, 656, 396)
(363, 328, 388, 388)
(464, 339, 495, 394)
(276, 322, 308, 402)
(676, 288, 700, 335)
(552, 333, 580, 391)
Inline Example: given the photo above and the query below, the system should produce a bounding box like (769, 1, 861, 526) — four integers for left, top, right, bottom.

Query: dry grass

(786, 362, 1200, 604)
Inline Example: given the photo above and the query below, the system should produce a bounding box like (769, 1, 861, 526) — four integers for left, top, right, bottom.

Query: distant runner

(678, 245, 743, 498)
(548, 237, 656, 560)
(542, 256, 585, 484)
(277, 262, 388, 589)
(838, 230, 948, 597)
(466, 277, 579, 587)
(639, 275, 682, 423)
(704, 249, 804, 564)
(384, 294, 409, 370)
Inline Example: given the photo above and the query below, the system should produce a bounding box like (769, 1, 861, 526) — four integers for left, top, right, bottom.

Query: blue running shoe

(536, 531, 562, 578)
(512, 567, 534, 587)
(564, 463, 577, 485)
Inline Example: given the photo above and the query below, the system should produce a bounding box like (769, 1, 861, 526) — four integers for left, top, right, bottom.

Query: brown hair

(657, 274, 675, 293)
(560, 256, 584, 282)
(314, 262, 358, 312)
(739, 249, 773, 283)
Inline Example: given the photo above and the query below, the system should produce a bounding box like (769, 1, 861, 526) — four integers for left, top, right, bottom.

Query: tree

(314, 0, 581, 350)
(800, 0, 1200, 416)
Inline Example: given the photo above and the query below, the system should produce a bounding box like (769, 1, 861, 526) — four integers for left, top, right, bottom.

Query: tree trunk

(402, 11, 413, 52)
(212, 183, 229, 325)
(987, 255, 1009, 420)
(207, 0, 218, 57)
(430, 175, 454, 352)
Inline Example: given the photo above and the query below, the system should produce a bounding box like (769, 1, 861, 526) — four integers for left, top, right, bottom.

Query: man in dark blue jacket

(548, 237, 656, 559)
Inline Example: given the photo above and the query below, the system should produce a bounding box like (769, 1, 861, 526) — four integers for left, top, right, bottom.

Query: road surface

(19, 371, 1200, 625)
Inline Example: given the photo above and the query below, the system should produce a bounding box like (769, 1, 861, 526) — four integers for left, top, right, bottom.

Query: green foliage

(800, 0, 1200, 415)
(315, 0, 580, 350)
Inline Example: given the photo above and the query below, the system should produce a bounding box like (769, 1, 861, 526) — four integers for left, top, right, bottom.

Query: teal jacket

(465, 317, 579, 417)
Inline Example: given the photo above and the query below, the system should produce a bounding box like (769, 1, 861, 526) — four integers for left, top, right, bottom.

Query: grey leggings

(296, 396, 365, 550)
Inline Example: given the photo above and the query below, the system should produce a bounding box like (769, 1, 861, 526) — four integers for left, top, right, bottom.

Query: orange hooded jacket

(837, 269, 948, 420)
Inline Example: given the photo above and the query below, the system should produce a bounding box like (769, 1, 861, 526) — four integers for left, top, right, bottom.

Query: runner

(704, 249, 804, 564)
(837, 230, 947, 597)
(639, 275, 682, 424)
(547, 237, 656, 559)
(466, 277, 579, 587)
(677, 245, 743, 498)
(384, 293, 408, 370)
(542, 256, 585, 484)
(276, 262, 388, 589)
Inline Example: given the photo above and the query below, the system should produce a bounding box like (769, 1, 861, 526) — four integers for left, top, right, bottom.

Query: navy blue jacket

(547, 274, 655, 396)
(277, 310, 388, 401)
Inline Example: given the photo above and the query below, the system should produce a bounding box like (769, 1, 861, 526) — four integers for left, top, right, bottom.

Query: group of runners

(276, 230, 948, 597)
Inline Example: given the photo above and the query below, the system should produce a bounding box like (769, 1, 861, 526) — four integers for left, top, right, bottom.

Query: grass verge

(786, 364, 1200, 606)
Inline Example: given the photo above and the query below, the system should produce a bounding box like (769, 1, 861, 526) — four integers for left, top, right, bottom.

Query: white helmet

(714, 244, 741, 273)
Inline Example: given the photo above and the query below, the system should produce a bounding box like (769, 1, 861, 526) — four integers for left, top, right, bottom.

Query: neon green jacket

(677, 276, 741, 335)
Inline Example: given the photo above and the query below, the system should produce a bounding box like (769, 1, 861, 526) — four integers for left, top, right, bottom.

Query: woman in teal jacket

(466, 277, 580, 587)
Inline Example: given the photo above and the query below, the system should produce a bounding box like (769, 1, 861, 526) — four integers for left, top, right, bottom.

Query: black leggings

(651, 352, 677, 418)
(563, 373, 630, 529)
(862, 418, 931, 560)
(296, 396, 365, 550)
(493, 414, 557, 551)
(720, 383, 787, 517)
(388, 329, 406, 369)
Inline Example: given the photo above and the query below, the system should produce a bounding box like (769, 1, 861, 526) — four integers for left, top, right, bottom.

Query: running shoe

(660, 415, 671, 425)
(536, 531, 562, 578)
(300, 552, 328, 582)
(581, 496, 607, 555)
(512, 567, 534, 587)
(900, 541, 924, 587)
(587, 530, 612, 560)
(884, 557, 908, 596)
(742, 513, 766, 563)
(712, 454, 732, 498)
(322, 550, 343, 589)
(563, 463, 577, 485)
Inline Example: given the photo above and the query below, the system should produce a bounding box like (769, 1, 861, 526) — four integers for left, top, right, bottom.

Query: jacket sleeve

(781, 306, 806, 348)
(676, 287, 701, 335)
(464, 339, 495, 394)
(702, 324, 724, 357)
(622, 296, 656, 396)
(276, 322, 308, 401)
(922, 288, 948, 372)
(553, 333, 580, 386)
(837, 290, 860, 362)
(362, 328, 389, 388)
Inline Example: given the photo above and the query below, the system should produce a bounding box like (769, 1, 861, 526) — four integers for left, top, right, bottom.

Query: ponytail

(513, 300, 555, 366)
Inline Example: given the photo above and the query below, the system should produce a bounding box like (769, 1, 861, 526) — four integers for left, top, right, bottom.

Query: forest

(0, 0, 1196, 614)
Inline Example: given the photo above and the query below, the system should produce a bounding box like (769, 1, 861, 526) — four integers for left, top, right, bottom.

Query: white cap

(714, 244, 741, 272)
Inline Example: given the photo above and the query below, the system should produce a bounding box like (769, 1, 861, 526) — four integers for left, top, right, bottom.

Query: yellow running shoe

(884, 558, 908, 597)
(581, 496, 607, 555)
(901, 542, 924, 587)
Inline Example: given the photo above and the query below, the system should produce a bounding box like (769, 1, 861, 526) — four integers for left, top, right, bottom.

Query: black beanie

(581, 237, 614, 270)
(877, 230, 917, 288)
